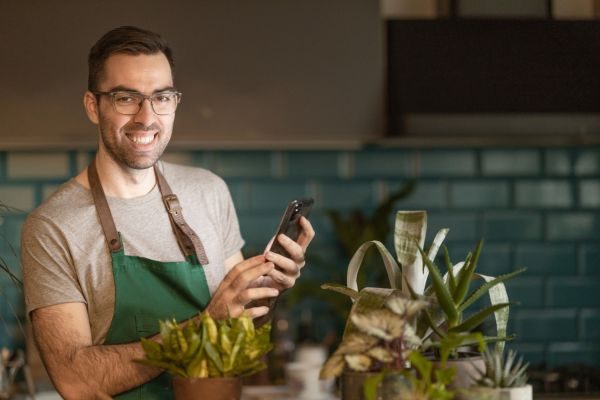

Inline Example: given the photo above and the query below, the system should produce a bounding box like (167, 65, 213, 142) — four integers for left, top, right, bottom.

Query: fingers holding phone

(296, 215, 315, 251)
(262, 199, 316, 290)
(206, 255, 279, 319)
(266, 199, 314, 257)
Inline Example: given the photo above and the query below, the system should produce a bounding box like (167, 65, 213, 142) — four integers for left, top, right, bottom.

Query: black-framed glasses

(92, 90, 182, 115)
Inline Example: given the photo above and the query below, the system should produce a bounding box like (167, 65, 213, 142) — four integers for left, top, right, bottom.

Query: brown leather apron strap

(88, 159, 122, 253)
(154, 164, 210, 265)
(88, 159, 210, 265)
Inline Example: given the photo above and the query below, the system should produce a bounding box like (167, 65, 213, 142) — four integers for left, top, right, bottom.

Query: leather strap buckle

(163, 194, 182, 214)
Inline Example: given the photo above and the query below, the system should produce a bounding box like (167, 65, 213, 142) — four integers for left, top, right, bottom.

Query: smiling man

(21, 26, 314, 399)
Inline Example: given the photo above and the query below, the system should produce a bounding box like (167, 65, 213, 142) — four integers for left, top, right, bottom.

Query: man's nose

(133, 98, 157, 126)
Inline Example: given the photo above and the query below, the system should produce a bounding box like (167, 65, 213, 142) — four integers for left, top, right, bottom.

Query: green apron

(88, 160, 212, 399)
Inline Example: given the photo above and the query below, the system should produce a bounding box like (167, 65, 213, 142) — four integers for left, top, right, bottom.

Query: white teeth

(130, 135, 154, 145)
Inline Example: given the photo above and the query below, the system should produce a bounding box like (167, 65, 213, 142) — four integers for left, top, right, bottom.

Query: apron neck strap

(153, 164, 210, 265)
(87, 159, 210, 265)
(88, 158, 121, 252)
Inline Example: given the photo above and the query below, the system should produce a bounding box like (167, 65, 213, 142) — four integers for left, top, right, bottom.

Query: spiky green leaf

(449, 303, 512, 334)
(458, 268, 526, 313)
(453, 239, 484, 305)
(418, 245, 458, 324)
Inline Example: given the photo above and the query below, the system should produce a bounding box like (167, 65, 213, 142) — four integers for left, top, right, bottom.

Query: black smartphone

(265, 198, 314, 258)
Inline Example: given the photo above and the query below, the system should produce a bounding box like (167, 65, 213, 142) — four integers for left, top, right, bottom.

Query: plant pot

(432, 353, 485, 392)
(341, 371, 410, 400)
(172, 376, 242, 400)
(341, 371, 383, 400)
(465, 385, 533, 400)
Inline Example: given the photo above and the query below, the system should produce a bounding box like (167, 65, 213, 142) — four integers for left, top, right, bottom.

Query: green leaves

(472, 347, 529, 388)
(403, 352, 455, 400)
(452, 239, 483, 306)
(417, 239, 525, 359)
(419, 246, 458, 326)
(136, 313, 272, 378)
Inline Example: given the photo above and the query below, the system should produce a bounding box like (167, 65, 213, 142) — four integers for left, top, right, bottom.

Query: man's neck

(76, 153, 157, 199)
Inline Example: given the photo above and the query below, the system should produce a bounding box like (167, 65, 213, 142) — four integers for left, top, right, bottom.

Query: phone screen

(265, 198, 314, 257)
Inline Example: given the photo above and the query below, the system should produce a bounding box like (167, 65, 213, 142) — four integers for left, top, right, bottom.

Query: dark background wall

(0, 0, 383, 147)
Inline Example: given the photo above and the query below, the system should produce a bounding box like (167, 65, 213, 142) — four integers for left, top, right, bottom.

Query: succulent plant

(472, 347, 529, 388)
(412, 240, 526, 356)
(137, 312, 272, 378)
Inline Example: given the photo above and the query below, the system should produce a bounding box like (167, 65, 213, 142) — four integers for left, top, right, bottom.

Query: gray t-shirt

(21, 161, 245, 344)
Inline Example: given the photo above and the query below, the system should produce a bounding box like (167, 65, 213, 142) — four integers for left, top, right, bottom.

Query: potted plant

(388, 351, 455, 400)
(319, 293, 428, 400)
(319, 210, 525, 397)
(411, 240, 526, 390)
(138, 312, 272, 400)
(465, 346, 532, 400)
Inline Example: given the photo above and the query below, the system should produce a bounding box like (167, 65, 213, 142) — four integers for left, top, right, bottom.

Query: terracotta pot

(172, 376, 242, 400)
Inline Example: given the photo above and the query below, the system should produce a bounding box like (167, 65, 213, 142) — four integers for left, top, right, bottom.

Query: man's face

(93, 53, 175, 170)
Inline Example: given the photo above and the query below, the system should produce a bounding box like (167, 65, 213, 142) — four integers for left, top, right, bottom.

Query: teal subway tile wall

(1, 147, 599, 369)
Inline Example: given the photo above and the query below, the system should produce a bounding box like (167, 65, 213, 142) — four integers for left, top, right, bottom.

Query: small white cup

(295, 344, 327, 365)
(285, 361, 333, 399)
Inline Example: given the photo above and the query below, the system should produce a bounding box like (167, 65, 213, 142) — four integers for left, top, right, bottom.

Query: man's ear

(83, 91, 100, 124)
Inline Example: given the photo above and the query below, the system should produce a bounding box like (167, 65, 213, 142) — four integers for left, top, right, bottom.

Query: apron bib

(88, 160, 212, 399)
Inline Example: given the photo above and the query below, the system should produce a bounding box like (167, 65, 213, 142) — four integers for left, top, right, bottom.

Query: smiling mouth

(126, 133, 157, 145)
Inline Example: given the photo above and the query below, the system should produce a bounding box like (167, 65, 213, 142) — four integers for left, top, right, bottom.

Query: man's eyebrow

(108, 85, 177, 93)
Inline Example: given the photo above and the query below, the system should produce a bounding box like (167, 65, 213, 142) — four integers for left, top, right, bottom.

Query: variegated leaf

(351, 309, 405, 341)
(345, 354, 372, 371)
(394, 211, 428, 296)
(346, 240, 402, 292)
(402, 324, 422, 348)
(367, 346, 395, 363)
(386, 295, 429, 318)
(334, 333, 378, 355)
(320, 354, 346, 379)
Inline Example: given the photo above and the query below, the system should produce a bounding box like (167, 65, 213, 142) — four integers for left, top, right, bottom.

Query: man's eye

(115, 95, 136, 104)
(154, 94, 173, 103)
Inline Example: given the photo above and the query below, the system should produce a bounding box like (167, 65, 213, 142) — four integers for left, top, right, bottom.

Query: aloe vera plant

(138, 312, 272, 378)
(413, 240, 526, 354)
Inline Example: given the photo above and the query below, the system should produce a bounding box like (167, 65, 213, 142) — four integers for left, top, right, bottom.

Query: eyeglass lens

(112, 92, 179, 115)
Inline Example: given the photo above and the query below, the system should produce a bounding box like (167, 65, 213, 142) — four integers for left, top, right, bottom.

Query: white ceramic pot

(466, 384, 533, 400)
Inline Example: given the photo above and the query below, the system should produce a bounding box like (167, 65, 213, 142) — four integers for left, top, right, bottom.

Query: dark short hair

(88, 26, 174, 91)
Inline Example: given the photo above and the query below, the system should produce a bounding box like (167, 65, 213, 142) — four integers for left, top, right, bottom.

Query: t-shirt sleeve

(21, 214, 86, 315)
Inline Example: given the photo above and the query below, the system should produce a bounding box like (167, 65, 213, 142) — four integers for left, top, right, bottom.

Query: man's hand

(206, 255, 280, 320)
(262, 216, 315, 291)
